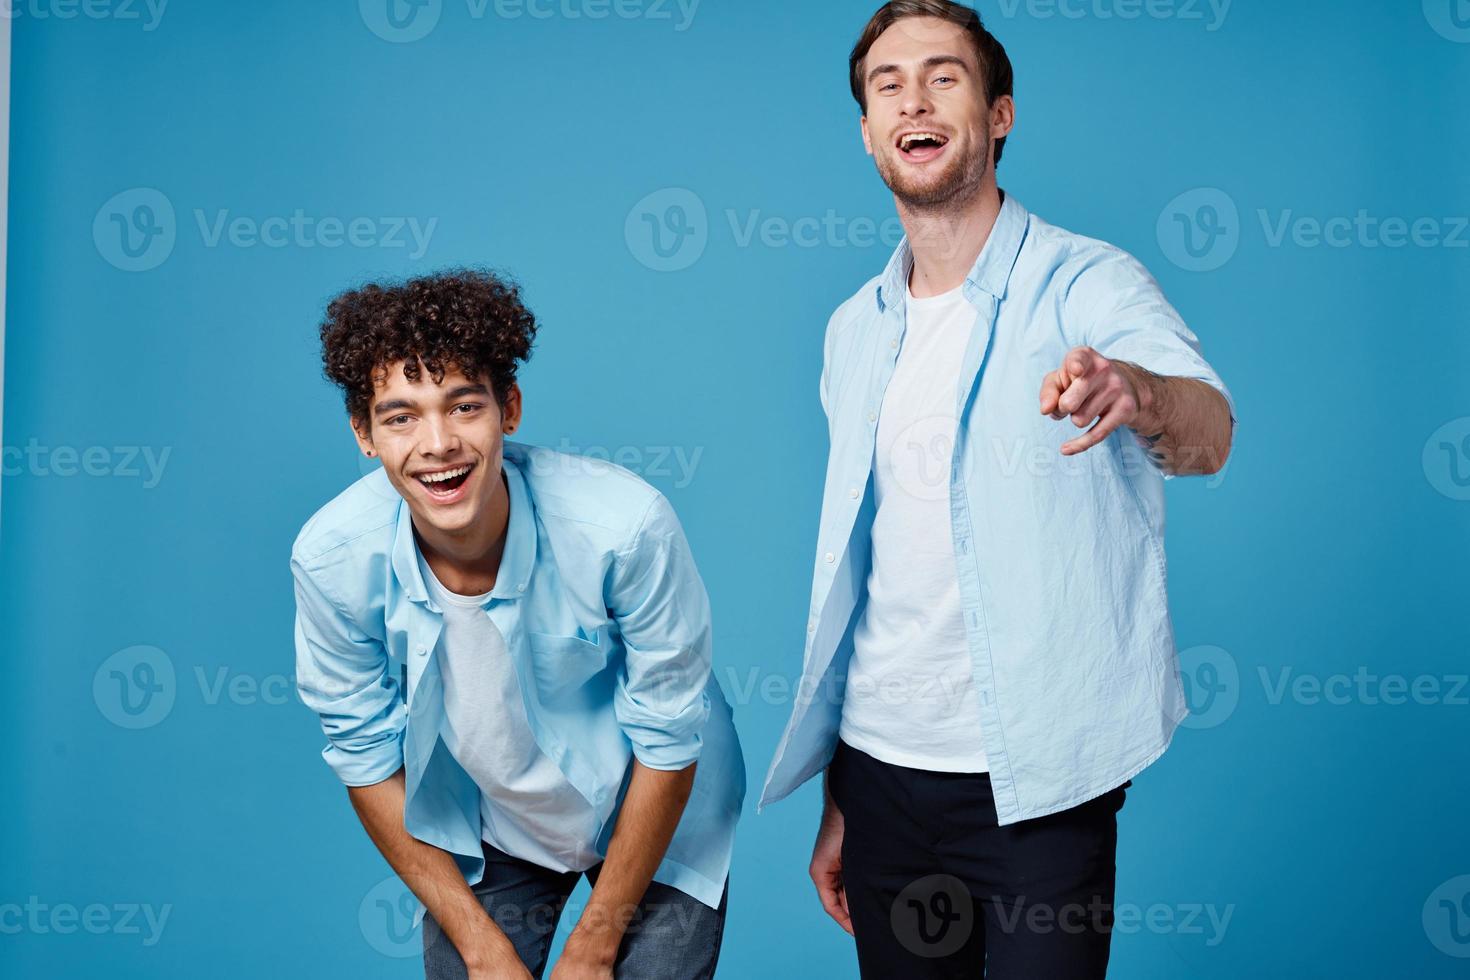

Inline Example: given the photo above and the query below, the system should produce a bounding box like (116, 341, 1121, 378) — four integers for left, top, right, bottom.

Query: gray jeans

(423, 841, 728, 979)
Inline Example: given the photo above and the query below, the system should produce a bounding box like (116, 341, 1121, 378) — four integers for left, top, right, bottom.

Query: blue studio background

(3, 1, 1468, 976)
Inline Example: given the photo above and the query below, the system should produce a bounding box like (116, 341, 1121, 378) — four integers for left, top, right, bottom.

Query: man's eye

(879, 82, 899, 93)
(934, 75, 955, 85)
(387, 415, 411, 426)
(452, 403, 481, 415)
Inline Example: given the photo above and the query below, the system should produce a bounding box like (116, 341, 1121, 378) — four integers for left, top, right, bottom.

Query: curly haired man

(291, 269, 745, 980)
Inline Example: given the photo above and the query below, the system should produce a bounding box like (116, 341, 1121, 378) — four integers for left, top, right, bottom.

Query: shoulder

(507, 442, 671, 553)
(1018, 211, 1164, 312)
(290, 469, 398, 577)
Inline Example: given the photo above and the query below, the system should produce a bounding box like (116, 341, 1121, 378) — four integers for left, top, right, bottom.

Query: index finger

(1061, 403, 1126, 455)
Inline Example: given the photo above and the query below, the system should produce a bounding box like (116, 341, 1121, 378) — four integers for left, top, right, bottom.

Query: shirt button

(516, 583, 526, 592)
(807, 623, 816, 633)
(848, 487, 859, 499)
(415, 645, 427, 657)
(890, 338, 899, 349)
(824, 552, 835, 564)
(868, 412, 878, 423)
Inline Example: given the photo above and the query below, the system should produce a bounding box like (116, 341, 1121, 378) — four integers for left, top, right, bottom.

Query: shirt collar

(391, 447, 537, 608)
(876, 189, 1029, 314)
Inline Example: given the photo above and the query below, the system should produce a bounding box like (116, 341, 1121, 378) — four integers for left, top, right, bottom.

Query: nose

(420, 414, 460, 457)
(898, 85, 932, 120)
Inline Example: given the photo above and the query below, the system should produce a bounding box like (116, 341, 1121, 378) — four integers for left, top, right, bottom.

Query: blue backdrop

(3, 1, 1468, 976)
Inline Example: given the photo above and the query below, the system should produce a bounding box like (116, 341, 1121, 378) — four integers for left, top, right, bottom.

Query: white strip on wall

(0, 14, 9, 529)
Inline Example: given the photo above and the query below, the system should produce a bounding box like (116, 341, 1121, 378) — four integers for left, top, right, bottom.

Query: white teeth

(417, 465, 471, 485)
(900, 132, 946, 150)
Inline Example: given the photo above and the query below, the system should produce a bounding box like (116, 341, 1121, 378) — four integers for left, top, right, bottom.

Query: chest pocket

(527, 626, 613, 700)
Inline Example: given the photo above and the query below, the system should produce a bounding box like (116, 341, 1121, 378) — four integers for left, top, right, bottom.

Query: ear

(860, 114, 874, 157)
(500, 383, 524, 435)
(350, 416, 376, 457)
(991, 94, 1015, 143)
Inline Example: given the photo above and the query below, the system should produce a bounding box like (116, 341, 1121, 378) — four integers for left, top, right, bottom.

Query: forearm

(1116, 361, 1234, 476)
(347, 769, 517, 971)
(564, 759, 696, 965)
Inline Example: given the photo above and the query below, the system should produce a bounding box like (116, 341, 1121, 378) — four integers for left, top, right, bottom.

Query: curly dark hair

(319, 268, 537, 424)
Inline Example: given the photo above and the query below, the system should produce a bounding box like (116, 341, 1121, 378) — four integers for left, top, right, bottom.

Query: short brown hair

(849, 0, 1014, 166)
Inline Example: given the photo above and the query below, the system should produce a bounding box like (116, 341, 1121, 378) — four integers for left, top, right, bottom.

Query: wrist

(564, 925, 620, 967)
(458, 927, 519, 971)
(1119, 361, 1166, 435)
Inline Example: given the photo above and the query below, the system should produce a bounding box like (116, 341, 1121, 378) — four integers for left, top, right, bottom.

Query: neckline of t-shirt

(906, 282, 967, 309)
(418, 549, 495, 607)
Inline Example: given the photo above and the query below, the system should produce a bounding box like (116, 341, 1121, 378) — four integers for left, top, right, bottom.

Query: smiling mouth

(415, 463, 475, 497)
(896, 131, 950, 161)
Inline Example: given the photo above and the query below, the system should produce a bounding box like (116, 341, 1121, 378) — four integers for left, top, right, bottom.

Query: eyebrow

(373, 382, 492, 419)
(867, 54, 971, 86)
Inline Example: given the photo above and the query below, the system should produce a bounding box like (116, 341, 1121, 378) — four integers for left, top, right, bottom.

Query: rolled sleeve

(1069, 247, 1236, 478)
(606, 494, 713, 771)
(292, 559, 405, 786)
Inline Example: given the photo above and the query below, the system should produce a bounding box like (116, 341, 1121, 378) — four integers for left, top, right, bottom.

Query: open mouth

(896, 130, 950, 163)
(414, 462, 475, 501)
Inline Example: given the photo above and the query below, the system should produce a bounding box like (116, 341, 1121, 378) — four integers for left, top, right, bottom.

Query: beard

(875, 131, 991, 212)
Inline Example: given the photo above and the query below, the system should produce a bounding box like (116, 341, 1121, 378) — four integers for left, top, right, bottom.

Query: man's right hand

(808, 773, 853, 935)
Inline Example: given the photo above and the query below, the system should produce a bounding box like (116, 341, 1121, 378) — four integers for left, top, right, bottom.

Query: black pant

(828, 738, 1129, 979)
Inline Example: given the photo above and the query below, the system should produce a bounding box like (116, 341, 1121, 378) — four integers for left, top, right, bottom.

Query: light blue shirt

(760, 192, 1236, 823)
(292, 442, 745, 911)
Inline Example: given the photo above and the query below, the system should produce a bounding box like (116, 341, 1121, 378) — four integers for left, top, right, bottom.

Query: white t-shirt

(419, 550, 604, 872)
(838, 284, 989, 773)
